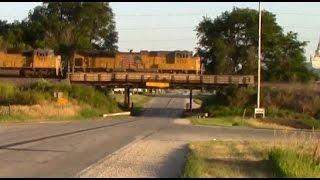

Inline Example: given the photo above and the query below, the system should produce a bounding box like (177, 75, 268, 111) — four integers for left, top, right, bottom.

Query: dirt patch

(247, 118, 295, 130)
(173, 118, 191, 125)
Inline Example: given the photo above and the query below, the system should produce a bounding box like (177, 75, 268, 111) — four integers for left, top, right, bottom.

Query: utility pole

(254, 2, 265, 118)
(257, 1, 261, 109)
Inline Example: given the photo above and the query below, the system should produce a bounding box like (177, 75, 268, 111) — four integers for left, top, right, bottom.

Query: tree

(24, 2, 118, 54)
(196, 7, 317, 82)
(0, 20, 29, 51)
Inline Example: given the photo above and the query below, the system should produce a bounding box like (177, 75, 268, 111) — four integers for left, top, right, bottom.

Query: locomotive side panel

(29, 50, 62, 77)
(0, 51, 25, 69)
(71, 50, 201, 74)
(115, 52, 145, 72)
(157, 52, 200, 74)
(93, 57, 115, 71)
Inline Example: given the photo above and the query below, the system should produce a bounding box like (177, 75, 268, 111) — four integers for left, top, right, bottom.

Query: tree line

(0, 3, 317, 82)
(196, 7, 318, 82)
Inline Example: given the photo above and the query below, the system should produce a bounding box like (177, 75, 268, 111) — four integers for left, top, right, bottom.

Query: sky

(0, 2, 319, 61)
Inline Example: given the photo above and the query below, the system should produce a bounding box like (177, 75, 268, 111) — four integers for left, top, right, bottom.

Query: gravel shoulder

(78, 139, 188, 178)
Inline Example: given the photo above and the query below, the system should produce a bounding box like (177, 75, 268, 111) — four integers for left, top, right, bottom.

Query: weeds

(0, 79, 121, 121)
(268, 132, 320, 177)
(199, 85, 320, 129)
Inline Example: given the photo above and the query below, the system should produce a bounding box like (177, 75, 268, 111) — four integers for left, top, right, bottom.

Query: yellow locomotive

(0, 49, 62, 77)
(71, 50, 201, 74)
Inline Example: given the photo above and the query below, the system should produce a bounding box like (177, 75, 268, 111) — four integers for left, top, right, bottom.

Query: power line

(117, 25, 320, 31)
(118, 26, 195, 30)
(115, 12, 320, 17)
(120, 38, 195, 43)
(118, 38, 319, 43)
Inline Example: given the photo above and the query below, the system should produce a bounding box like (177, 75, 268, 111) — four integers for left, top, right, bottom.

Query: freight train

(0, 49, 62, 77)
(0, 49, 202, 78)
(71, 50, 201, 74)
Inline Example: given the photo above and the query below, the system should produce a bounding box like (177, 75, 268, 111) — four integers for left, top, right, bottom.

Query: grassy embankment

(0, 80, 124, 122)
(188, 84, 320, 130)
(182, 134, 320, 178)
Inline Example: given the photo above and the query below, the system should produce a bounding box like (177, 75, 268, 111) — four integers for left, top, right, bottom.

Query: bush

(14, 90, 50, 105)
(70, 84, 120, 113)
(0, 82, 18, 104)
(29, 79, 54, 92)
(201, 85, 320, 121)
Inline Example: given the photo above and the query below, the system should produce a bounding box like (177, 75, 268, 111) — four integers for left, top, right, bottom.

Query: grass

(190, 116, 249, 127)
(0, 80, 124, 122)
(183, 132, 320, 178)
(182, 140, 273, 178)
(268, 148, 320, 177)
(190, 86, 320, 130)
(189, 116, 300, 130)
(0, 113, 31, 122)
(268, 133, 320, 178)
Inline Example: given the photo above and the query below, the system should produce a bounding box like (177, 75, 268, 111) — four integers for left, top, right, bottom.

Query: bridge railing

(68, 72, 254, 86)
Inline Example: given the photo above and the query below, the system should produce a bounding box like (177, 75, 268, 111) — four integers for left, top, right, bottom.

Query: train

(0, 49, 202, 78)
(71, 50, 202, 74)
(0, 49, 63, 77)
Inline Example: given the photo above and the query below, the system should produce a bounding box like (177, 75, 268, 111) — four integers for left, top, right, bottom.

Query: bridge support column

(189, 88, 193, 112)
(124, 87, 131, 109)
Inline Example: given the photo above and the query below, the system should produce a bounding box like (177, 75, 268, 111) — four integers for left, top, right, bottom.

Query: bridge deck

(68, 72, 254, 88)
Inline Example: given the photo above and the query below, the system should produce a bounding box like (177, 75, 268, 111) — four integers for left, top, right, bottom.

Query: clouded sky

(0, 2, 319, 61)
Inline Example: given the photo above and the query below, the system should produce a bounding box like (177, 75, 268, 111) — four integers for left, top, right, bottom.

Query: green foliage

(0, 81, 51, 105)
(182, 151, 203, 178)
(200, 85, 320, 129)
(29, 80, 120, 113)
(196, 7, 317, 82)
(0, 80, 120, 117)
(0, 2, 118, 57)
(268, 148, 320, 177)
(0, 82, 17, 104)
(14, 90, 50, 105)
(25, 2, 118, 54)
(79, 108, 100, 119)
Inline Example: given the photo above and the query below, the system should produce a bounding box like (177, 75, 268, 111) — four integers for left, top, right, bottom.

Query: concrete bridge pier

(124, 87, 131, 109)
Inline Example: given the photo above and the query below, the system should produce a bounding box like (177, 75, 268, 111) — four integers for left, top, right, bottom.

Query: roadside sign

(146, 82, 169, 88)
(254, 108, 265, 118)
(57, 97, 68, 105)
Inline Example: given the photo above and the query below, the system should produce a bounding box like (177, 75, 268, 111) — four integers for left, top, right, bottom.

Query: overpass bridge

(68, 72, 255, 111)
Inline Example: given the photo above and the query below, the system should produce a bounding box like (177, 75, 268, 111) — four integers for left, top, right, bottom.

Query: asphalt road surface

(0, 92, 319, 177)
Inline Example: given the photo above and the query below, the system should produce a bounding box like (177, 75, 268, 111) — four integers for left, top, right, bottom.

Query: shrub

(201, 85, 320, 121)
(0, 82, 18, 104)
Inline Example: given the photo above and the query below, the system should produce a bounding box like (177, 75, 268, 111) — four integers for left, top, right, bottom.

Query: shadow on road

(137, 107, 186, 118)
(0, 119, 137, 150)
(156, 143, 189, 178)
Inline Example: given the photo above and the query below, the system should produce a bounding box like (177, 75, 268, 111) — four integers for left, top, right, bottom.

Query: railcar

(0, 49, 62, 77)
(71, 50, 201, 74)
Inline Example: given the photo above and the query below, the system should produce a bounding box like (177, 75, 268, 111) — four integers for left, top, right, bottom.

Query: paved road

(0, 93, 319, 177)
